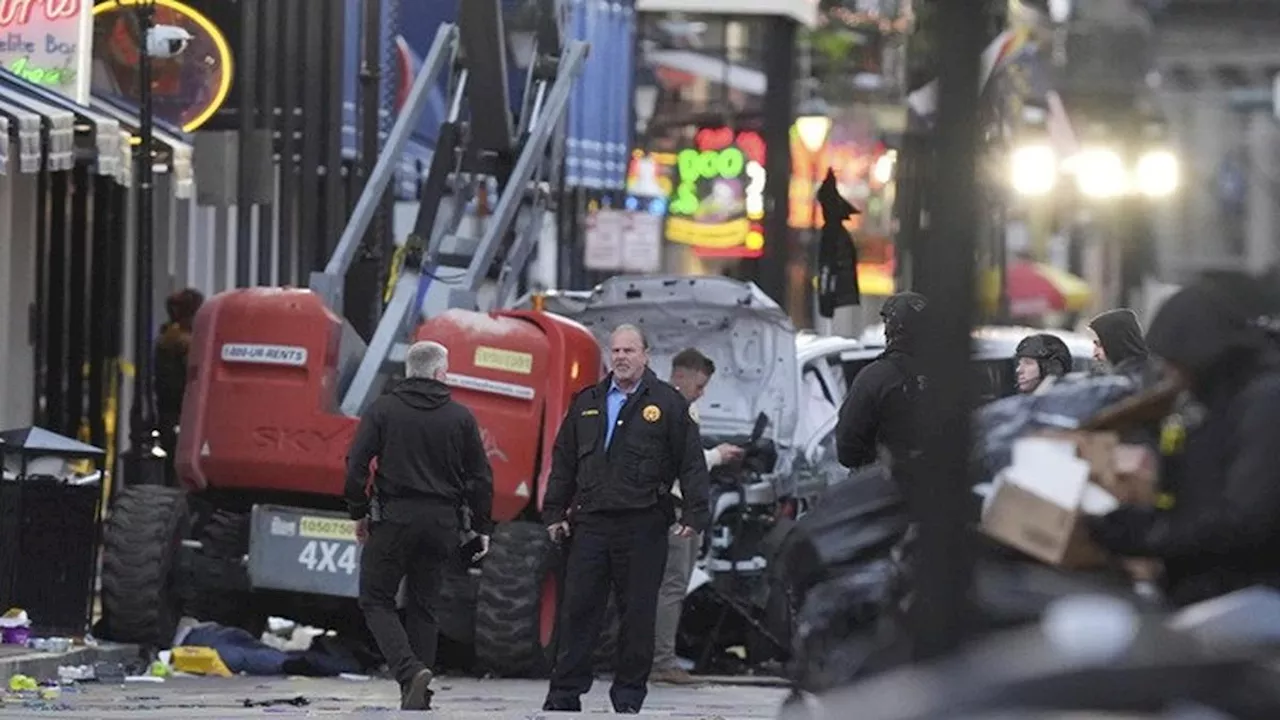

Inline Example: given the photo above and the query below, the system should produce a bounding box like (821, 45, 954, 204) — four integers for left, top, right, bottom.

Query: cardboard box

(1034, 430, 1119, 490)
(980, 437, 1117, 569)
(1112, 444, 1158, 506)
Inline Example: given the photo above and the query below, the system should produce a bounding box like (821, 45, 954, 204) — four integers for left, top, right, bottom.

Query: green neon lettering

(719, 148, 744, 178)
(7, 56, 72, 86)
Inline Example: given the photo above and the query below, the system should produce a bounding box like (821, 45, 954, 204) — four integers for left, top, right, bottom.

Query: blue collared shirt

(604, 379, 640, 448)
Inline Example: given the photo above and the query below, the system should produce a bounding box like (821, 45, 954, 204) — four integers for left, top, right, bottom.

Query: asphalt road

(0, 674, 789, 718)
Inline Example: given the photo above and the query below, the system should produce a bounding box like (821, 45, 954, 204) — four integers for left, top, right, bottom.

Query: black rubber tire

(100, 485, 190, 647)
(474, 522, 557, 678)
(183, 510, 267, 638)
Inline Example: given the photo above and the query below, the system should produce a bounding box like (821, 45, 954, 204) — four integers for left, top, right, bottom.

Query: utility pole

(909, 0, 984, 662)
(127, 0, 165, 486)
(346, 0, 387, 341)
(753, 15, 796, 312)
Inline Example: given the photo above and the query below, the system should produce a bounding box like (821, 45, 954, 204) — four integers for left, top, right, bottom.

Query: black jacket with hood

(344, 378, 494, 533)
(1088, 280, 1280, 606)
(1090, 308, 1158, 386)
(836, 292, 928, 470)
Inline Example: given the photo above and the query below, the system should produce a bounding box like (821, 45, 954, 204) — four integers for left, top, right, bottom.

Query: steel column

(909, 0, 984, 662)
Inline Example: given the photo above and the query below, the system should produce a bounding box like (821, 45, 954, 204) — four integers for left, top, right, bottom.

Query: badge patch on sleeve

(581, 409, 599, 416)
(642, 405, 661, 423)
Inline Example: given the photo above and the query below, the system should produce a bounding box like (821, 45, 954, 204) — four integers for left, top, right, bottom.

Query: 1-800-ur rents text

(220, 343, 308, 366)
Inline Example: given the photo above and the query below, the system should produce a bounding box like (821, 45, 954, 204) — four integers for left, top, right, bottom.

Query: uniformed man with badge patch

(541, 324, 712, 714)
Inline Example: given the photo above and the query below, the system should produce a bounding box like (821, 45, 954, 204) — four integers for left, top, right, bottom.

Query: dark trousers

(358, 508, 455, 685)
(546, 507, 668, 711)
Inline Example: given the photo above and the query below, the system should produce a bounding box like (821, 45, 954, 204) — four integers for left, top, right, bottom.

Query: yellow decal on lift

(299, 516, 357, 541)
(474, 346, 534, 374)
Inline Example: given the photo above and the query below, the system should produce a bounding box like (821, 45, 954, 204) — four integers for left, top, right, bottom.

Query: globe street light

(1068, 146, 1129, 199)
(1010, 142, 1057, 196)
(1133, 148, 1179, 198)
(794, 96, 833, 233)
(795, 96, 833, 155)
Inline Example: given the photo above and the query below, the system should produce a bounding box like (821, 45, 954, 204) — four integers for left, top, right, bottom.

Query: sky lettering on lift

(0, 0, 82, 89)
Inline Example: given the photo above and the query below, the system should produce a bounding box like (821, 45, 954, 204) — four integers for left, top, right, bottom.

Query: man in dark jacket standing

(542, 324, 711, 714)
(1088, 279, 1280, 606)
(1089, 308, 1156, 385)
(836, 292, 929, 471)
(344, 340, 494, 710)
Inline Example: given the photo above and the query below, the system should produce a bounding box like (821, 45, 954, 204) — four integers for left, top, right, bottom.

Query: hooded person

(1087, 276, 1280, 606)
(1014, 333, 1072, 394)
(835, 292, 929, 471)
(1089, 309, 1156, 385)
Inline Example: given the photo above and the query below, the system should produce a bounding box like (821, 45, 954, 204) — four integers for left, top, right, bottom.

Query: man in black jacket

(344, 340, 494, 710)
(1089, 308, 1157, 386)
(541, 324, 711, 714)
(1088, 278, 1280, 606)
(836, 292, 929, 471)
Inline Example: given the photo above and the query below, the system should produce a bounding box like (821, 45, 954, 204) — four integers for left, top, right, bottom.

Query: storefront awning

(0, 75, 75, 173)
(88, 95, 194, 200)
(0, 94, 41, 175)
(0, 69, 126, 181)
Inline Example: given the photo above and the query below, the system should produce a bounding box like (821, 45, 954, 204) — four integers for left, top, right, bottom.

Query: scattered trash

(0, 609, 31, 645)
(243, 695, 310, 708)
(170, 646, 232, 677)
(338, 673, 370, 681)
(124, 675, 165, 683)
(27, 637, 71, 653)
(57, 665, 95, 683)
(147, 659, 170, 677)
(39, 686, 60, 700)
(8, 674, 37, 692)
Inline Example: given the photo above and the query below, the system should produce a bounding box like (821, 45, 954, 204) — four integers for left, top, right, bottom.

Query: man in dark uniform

(345, 340, 494, 710)
(541, 324, 712, 714)
(836, 291, 929, 471)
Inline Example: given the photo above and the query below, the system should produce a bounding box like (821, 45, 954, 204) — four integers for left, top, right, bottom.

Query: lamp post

(127, 0, 165, 486)
(795, 96, 832, 328)
(795, 96, 832, 238)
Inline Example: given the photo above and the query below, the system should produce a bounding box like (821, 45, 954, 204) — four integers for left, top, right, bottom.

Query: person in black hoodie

(836, 292, 929, 471)
(1087, 277, 1280, 607)
(1088, 308, 1156, 385)
(344, 340, 494, 710)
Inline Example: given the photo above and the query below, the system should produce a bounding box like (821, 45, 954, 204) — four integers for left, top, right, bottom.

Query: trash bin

(0, 426, 107, 636)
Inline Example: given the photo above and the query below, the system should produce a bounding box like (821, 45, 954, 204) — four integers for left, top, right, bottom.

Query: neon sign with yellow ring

(92, 0, 233, 133)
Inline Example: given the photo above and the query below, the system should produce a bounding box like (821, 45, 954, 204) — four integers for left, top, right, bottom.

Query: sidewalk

(0, 642, 140, 682)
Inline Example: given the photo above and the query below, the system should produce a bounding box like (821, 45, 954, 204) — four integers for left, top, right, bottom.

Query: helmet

(880, 292, 928, 344)
(1015, 333, 1072, 378)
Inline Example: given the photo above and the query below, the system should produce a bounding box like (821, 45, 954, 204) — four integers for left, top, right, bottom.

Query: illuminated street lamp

(873, 150, 897, 185)
(795, 96, 834, 155)
(794, 96, 833, 231)
(1010, 143, 1057, 196)
(1067, 146, 1128, 199)
(1133, 148, 1179, 198)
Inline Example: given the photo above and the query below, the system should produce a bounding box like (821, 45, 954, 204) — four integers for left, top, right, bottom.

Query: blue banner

(565, 0, 633, 190)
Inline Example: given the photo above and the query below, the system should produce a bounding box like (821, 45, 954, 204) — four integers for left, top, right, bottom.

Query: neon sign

(0, 0, 90, 101)
(664, 126, 767, 258)
(92, 0, 234, 133)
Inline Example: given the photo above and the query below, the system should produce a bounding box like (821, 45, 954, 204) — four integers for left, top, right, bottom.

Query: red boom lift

(97, 0, 598, 677)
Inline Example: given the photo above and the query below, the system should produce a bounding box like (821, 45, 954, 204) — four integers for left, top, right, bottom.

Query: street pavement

(0, 674, 789, 718)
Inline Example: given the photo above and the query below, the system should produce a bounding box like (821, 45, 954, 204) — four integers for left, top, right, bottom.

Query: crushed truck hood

(566, 275, 799, 444)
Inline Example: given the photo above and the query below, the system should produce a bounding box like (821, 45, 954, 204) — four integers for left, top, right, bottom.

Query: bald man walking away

(541, 325, 712, 714)
(344, 341, 494, 710)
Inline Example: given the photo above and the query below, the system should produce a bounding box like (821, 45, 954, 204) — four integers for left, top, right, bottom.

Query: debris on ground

(0, 609, 31, 646)
(243, 695, 310, 708)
